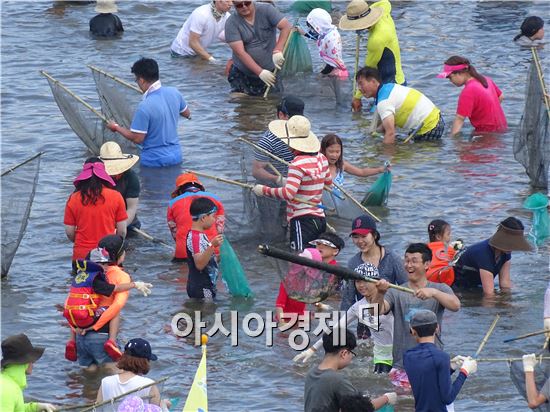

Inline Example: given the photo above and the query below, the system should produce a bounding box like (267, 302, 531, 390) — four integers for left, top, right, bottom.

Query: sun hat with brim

(74, 162, 116, 187)
(99, 142, 139, 176)
(95, 0, 118, 14)
(269, 115, 320, 153)
(489, 224, 533, 252)
(1, 334, 45, 368)
(436, 63, 469, 79)
(339, 0, 384, 31)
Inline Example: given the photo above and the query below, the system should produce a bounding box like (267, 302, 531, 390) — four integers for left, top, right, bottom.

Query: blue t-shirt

(454, 239, 511, 288)
(404, 343, 467, 412)
(131, 86, 187, 167)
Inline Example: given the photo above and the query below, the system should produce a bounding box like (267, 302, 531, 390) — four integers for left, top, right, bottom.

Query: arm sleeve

(63, 196, 76, 225)
(265, 3, 284, 27)
(179, 92, 188, 113)
(224, 17, 241, 44)
(544, 283, 550, 318)
(340, 281, 357, 311)
(130, 105, 150, 133)
(115, 193, 128, 222)
(387, 251, 408, 285)
(188, 10, 207, 35)
(92, 270, 131, 331)
(456, 88, 474, 118)
(254, 133, 274, 162)
(376, 100, 395, 121)
(92, 276, 116, 297)
(493, 80, 502, 97)
(125, 171, 140, 198)
(275, 283, 288, 308)
(439, 350, 467, 404)
(263, 163, 302, 200)
(365, 34, 384, 69)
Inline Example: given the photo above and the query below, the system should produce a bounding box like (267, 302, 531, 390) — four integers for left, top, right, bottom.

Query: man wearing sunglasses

(225, 1, 291, 96)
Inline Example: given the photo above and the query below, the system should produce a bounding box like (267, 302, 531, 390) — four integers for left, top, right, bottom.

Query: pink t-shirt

(456, 76, 507, 132)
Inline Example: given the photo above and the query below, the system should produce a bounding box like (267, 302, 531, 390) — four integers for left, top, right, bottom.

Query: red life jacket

(63, 260, 104, 328)
(426, 241, 456, 286)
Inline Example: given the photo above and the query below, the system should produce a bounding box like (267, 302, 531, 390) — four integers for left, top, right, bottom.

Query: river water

(1, 1, 549, 411)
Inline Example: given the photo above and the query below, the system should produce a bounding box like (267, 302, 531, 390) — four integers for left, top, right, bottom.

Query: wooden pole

(87, 64, 142, 94)
(531, 47, 550, 120)
(503, 329, 550, 343)
(403, 123, 423, 144)
(1, 152, 43, 177)
(264, 28, 295, 98)
(353, 34, 360, 96)
(129, 227, 172, 250)
(474, 314, 500, 357)
(477, 356, 550, 363)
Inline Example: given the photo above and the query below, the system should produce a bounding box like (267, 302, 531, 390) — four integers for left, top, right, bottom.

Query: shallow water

(1, 1, 549, 411)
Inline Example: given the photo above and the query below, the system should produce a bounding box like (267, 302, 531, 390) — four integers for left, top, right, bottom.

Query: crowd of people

(2, 0, 548, 411)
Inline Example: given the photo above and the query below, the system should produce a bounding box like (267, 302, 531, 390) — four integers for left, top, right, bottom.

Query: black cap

(277, 95, 305, 117)
(124, 338, 158, 361)
(98, 234, 126, 262)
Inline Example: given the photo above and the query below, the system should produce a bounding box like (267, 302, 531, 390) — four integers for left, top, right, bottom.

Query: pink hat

(73, 162, 116, 187)
(436, 63, 469, 79)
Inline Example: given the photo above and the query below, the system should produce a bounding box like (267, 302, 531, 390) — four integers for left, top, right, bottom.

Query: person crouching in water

(253, 115, 332, 251)
(186, 197, 224, 300)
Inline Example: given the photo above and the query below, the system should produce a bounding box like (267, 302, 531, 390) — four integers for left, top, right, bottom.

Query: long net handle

(352, 34, 360, 96)
(263, 28, 295, 98)
(474, 314, 500, 357)
(87, 64, 142, 95)
(1, 152, 43, 177)
(531, 47, 550, 120)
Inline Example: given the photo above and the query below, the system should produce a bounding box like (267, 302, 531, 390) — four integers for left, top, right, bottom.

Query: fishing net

(510, 356, 550, 412)
(89, 65, 142, 129)
(290, 0, 332, 13)
(523, 193, 550, 246)
(219, 239, 253, 298)
(280, 30, 313, 77)
(513, 53, 550, 189)
(279, 248, 338, 303)
(322, 189, 365, 221)
(1, 153, 41, 277)
(362, 170, 392, 207)
(43, 73, 136, 155)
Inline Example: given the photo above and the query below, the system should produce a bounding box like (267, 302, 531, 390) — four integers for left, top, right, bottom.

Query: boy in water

(404, 310, 477, 411)
(186, 197, 224, 299)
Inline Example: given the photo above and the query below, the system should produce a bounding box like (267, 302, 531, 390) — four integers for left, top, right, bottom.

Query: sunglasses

(234, 1, 252, 9)
(347, 349, 357, 357)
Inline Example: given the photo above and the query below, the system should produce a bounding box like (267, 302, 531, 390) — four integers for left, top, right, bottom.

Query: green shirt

(1, 364, 39, 412)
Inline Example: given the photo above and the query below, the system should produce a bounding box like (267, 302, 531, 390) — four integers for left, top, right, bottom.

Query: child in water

(426, 219, 459, 286)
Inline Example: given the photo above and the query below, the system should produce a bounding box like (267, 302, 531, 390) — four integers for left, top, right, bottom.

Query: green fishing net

(523, 193, 550, 246)
(290, 1, 332, 13)
(362, 170, 392, 207)
(280, 30, 313, 77)
(219, 240, 253, 298)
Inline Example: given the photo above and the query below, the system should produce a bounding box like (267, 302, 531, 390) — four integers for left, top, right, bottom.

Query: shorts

(415, 116, 445, 141)
(389, 367, 411, 391)
(75, 331, 112, 367)
(289, 215, 326, 252)
(228, 64, 281, 97)
(187, 282, 216, 300)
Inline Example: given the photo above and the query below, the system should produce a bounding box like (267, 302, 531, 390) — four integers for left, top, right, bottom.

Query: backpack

(63, 260, 104, 328)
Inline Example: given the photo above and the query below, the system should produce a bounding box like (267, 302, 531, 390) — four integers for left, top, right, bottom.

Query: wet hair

(428, 219, 450, 242)
(443, 56, 488, 88)
(405, 243, 433, 263)
(411, 323, 438, 338)
(340, 394, 375, 412)
(320, 134, 344, 173)
(355, 67, 381, 83)
(514, 16, 544, 41)
(499, 216, 524, 230)
(131, 58, 159, 82)
(190, 197, 216, 221)
(116, 353, 150, 375)
(74, 157, 109, 205)
(322, 328, 356, 354)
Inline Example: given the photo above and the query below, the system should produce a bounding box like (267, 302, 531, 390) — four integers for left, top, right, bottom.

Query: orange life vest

(426, 241, 456, 286)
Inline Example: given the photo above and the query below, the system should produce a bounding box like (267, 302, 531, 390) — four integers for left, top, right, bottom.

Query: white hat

(268, 115, 320, 153)
(339, 0, 384, 31)
(95, 0, 118, 14)
(99, 141, 139, 175)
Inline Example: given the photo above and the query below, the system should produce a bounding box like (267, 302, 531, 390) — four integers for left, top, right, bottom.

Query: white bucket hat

(95, 0, 118, 14)
(268, 115, 320, 153)
(339, 0, 384, 31)
(99, 141, 139, 175)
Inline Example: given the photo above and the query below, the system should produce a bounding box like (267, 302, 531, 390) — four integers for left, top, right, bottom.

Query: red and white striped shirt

(263, 153, 331, 221)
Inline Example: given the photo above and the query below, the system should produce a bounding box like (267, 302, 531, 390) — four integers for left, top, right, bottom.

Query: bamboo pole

(264, 28, 294, 98)
(130, 227, 172, 250)
(477, 356, 550, 363)
(531, 47, 550, 120)
(258, 244, 415, 294)
(267, 163, 282, 177)
(403, 123, 423, 144)
(87, 64, 142, 94)
(40, 70, 109, 123)
(352, 34, 360, 96)
(474, 314, 500, 357)
(1, 152, 43, 177)
(503, 329, 550, 343)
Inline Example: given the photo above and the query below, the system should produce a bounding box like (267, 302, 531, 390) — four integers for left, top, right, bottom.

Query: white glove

(460, 356, 478, 376)
(272, 51, 285, 70)
(208, 56, 217, 62)
(134, 281, 153, 297)
(259, 69, 276, 87)
(450, 355, 467, 371)
(383, 392, 397, 406)
(544, 318, 550, 338)
(252, 185, 265, 197)
(36, 403, 56, 412)
(292, 348, 315, 364)
(315, 302, 333, 311)
(275, 175, 286, 187)
(523, 353, 538, 372)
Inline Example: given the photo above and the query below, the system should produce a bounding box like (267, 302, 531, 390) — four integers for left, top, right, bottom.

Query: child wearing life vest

(426, 219, 459, 286)
(64, 246, 152, 362)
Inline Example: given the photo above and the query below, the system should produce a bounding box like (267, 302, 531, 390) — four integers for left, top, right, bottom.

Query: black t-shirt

(113, 169, 140, 204)
(89, 13, 124, 37)
(92, 275, 115, 297)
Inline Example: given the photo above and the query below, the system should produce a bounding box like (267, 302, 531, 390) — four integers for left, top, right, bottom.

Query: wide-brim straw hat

(95, 0, 118, 14)
(339, 0, 384, 31)
(268, 115, 320, 153)
(99, 142, 139, 175)
(1, 334, 45, 368)
(489, 224, 533, 252)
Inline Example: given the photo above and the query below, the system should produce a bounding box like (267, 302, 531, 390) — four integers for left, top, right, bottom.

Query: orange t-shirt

(427, 241, 456, 286)
(64, 187, 127, 260)
(166, 191, 225, 259)
(92, 265, 131, 332)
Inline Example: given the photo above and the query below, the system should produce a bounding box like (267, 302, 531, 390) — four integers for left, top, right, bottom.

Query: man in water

(108, 58, 191, 167)
(225, 0, 291, 96)
(89, 0, 123, 38)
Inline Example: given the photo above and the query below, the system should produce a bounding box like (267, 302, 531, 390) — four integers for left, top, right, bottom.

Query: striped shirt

(376, 83, 440, 135)
(263, 153, 331, 220)
(254, 130, 294, 175)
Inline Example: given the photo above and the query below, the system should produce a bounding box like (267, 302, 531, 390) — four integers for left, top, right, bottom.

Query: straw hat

(339, 0, 384, 31)
(488, 217, 533, 252)
(99, 142, 139, 175)
(95, 0, 118, 14)
(268, 115, 320, 153)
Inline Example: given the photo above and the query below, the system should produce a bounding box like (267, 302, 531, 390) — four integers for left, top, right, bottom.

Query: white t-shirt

(100, 374, 154, 403)
(170, 4, 229, 56)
